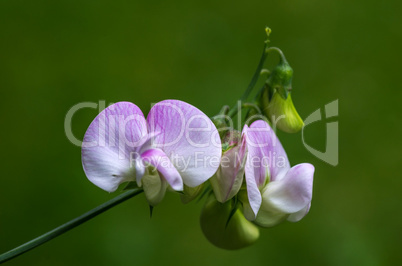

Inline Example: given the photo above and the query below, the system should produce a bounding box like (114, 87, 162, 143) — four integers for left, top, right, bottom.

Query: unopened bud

(266, 59, 293, 99)
(262, 88, 304, 133)
(210, 131, 246, 203)
(200, 194, 259, 250)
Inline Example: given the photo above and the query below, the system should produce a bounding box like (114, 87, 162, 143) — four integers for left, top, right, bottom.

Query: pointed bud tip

(265, 27, 272, 37)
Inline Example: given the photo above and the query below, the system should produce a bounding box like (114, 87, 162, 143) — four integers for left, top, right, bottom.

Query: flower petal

(240, 187, 288, 227)
(141, 166, 168, 206)
(82, 102, 147, 192)
(140, 148, 183, 191)
(262, 163, 314, 214)
(287, 203, 311, 222)
(147, 100, 221, 187)
(247, 120, 290, 182)
(244, 122, 269, 187)
(210, 137, 246, 202)
(254, 199, 289, 228)
(243, 124, 262, 219)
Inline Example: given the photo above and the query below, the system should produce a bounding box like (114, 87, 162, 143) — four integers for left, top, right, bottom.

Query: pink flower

(210, 120, 314, 226)
(82, 100, 222, 205)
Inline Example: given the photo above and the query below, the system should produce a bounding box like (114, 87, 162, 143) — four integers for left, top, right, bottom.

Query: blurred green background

(0, 0, 400, 265)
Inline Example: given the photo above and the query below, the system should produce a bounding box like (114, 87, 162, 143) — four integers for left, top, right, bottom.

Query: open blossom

(81, 100, 221, 205)
(210, 119, 314, 226)
(243, 120, 314, 226)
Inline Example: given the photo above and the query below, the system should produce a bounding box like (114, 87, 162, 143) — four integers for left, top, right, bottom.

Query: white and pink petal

(210, 137, 247, 203)
(140, 148, 183, 191)
(147, 100, 221, 187)
(82, 102, 148, 192)
(247, 120, 290, 182)
(261, 163, 314, 214)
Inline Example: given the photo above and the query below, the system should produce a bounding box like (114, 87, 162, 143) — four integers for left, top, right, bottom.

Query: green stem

(266, 47, 287, 63)
(240, 42, 269, 102)
(0, 188, 143, 263)
(228, 42, 268, 118)
(242, 103, 262, 115)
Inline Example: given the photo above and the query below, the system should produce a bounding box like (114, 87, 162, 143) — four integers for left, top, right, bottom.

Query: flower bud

(261, 88, 304, 133)
(200, 194, 260, 250)
(210, 131, 246, 203)
(266, 60, 293, 99)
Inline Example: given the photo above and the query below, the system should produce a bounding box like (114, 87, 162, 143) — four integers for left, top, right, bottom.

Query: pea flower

(81, 100, 222, 206)
(242, 120, 314, 227)
(209, 120, 314, 226)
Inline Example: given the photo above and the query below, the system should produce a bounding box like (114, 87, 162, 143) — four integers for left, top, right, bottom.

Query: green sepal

(180, 183, 204, 204)
(266, 59, 293, 100)
(149, 205, 154, 218)
(225, 196, 239, 228)
(123, 181, 139, 191)
(196, 185, 212, 203)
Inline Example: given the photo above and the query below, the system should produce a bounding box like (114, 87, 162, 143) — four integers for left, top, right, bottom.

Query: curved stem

(242, 103, 262, 115)
(211, 105, 230, 121)
(266, 47, 287, 63)
(0, 188, 143, 263)
(227, 46, 287, 119)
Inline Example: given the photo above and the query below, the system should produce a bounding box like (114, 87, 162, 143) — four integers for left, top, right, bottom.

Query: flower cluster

(81, 30, 315, 250)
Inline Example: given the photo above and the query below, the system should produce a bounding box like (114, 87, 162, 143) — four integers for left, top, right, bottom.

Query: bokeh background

(1, 0, 401, 265)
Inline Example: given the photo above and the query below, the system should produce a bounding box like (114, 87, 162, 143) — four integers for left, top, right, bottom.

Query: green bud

(266, 60, 293, 99)
(261, 88, 304, 133)
(200, 194, 260, 250)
